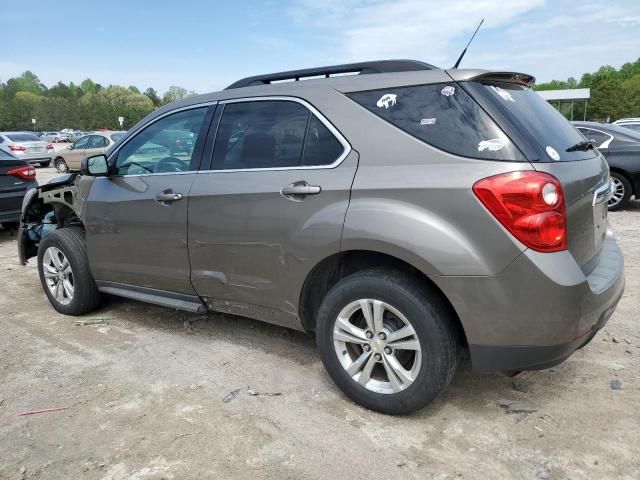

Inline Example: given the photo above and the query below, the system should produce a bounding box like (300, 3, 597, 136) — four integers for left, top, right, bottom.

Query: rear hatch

(460, 77, 609, 268)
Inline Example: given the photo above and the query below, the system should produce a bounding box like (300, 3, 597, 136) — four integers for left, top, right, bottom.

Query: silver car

(39, 131, 63, 143)
(0, 132, 53, 166)
(18, 60, 625, 414)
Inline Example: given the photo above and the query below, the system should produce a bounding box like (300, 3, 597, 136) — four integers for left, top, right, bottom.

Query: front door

(65, 136, 89, 170)
(85, 105, 213, 294)
(188, 98, 357, 327)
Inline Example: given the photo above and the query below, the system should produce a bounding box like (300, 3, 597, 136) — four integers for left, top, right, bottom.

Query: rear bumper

(0, 185, 36, 223)
(432, 234, 625, 372)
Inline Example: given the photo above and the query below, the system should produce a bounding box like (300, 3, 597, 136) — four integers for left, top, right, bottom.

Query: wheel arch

(298, 249, 468, 347)
(609, 167, 636, 195)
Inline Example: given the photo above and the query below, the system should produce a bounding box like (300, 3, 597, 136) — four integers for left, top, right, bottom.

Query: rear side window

(7, 133, 42, 142)
(212, 100, 345, 170)
(348, 84, 524, 161)
(576, 128, 610, 148)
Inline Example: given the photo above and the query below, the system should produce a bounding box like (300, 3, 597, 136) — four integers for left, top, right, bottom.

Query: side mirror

(81, 154, 109, 176)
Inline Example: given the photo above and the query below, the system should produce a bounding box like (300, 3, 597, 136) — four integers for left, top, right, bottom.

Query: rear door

(84, 135, 109, 158)
(188, 98, 357, 327)
(85, 105, 214, 294)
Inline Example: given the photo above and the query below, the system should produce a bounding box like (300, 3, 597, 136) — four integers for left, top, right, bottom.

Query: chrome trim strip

(593, 179, 614, 206)
(199, 95, 352, 172)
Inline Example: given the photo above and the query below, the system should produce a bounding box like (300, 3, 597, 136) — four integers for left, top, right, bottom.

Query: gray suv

(17, 60, 625, 414)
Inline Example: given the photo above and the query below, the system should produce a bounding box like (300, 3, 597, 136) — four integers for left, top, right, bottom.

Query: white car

(613, 118, 640, 134)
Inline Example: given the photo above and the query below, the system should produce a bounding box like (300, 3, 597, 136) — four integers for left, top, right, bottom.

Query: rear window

(7, 133, 42, 142)
(347, 83, 525, 161)
(464, 82, 596, 161)
(111, 133, 125, 142)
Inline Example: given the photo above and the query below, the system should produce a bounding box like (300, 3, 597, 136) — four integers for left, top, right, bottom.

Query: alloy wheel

(333, 299, 422, 394)
(609, 177, 625, 208)
(55, 158, 69, 173)
(42, 246, 74, 305)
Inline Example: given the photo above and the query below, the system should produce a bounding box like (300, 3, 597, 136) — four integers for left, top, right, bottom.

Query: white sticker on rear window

(546, 146, 560, 161)
(490, 86, 515, 102)
(420, 118, 436, 126)
(441, 85, 455, 97)
(376, 93, 397, 109)
(478, 139, 506, 152)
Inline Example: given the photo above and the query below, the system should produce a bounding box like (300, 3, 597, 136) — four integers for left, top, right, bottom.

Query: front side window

(73, 136, 90, 149)
(348, 84, 525, 161)
(87, 135, 108, 149)
(115, 107, 208, 175)
(212, 100, 345, 170)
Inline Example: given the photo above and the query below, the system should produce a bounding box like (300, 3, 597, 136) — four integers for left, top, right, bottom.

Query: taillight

(7, 166, 36, 181)
(473, 171, 567, 253)
(8, 145, 27, 152)
(46, 143, 54, 150)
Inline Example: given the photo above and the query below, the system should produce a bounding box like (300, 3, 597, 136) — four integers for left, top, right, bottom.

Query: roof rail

(225, 59, 437, 90)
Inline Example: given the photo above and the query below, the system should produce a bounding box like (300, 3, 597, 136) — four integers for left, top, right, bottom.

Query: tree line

(0, 71, 197, 131)
(1, 58, 639, 131)
(534, 57, 640, 121)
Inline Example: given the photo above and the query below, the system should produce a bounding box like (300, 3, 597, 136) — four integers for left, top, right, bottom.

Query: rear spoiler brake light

(447, 70, 536, 87)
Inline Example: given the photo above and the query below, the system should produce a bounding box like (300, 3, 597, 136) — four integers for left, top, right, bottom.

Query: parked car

(0, 149, 37, 229)
(0, 132, 53, 167)
(57, 132, 72, 142)
(612, 118, 640, 133)
(573, 121, 640, 210)
(18, 60, 624, 414)
(52, 131, 126, 173)
(67, 131, 85, 143)
(39, 131, 63, 143)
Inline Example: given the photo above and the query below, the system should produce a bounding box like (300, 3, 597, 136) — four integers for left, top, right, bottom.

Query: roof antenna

(452, 19, 484, 69)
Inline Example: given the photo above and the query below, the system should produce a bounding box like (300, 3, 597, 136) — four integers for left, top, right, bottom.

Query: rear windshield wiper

(566, 140, 595, 152)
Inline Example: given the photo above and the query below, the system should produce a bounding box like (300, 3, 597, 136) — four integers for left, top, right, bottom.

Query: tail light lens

(46, 143, 54, 150)
(7, 166, 36, 181)
(473, 171, 567, 253)
(8, 145, 27, 152)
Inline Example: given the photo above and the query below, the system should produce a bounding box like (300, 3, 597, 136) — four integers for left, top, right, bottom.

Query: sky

(2, 0, 640, 94)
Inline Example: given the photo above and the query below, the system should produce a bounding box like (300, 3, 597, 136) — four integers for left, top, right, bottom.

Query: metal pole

(570, 100, 574, 121)
(584, 100, 588, 121)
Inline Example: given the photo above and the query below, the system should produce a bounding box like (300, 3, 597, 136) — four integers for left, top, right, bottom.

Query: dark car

(0, 149, 37, 229)
(573, 121, 640, 210)
(18, 61, 624, 414)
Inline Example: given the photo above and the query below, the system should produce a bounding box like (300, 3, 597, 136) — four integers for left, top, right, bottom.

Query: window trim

(203, 96, 351, 173)
(577, 127, 614, 149)
(106, 101, 218, 177)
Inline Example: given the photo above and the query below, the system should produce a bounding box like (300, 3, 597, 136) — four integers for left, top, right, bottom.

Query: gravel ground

(0, 166, 638, 479)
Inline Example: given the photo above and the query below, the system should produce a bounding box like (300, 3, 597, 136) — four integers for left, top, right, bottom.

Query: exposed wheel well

(299, 250, 467, 346)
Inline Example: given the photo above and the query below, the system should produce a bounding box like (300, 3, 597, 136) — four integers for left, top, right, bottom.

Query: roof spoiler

(452, 71, 536, 87)
(225, 60, 438, 90)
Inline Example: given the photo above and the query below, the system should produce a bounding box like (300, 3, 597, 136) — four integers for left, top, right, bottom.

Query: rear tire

(316, 269, 459, 415)
(1, 222, 18, 230)
(39, 160, 51, 168)
(54, 157, 69, 173)
(37, 227, 101, 315)
(608, 172, 631, 211)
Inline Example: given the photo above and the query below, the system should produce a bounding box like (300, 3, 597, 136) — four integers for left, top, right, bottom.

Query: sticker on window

(441, 85, 455, 97)
(376, 94, 397, 109)
(490, 86, 515, 102)
(478, 139, 506, 152)
(546, 146, 560, 161)
(420, 118, 437, 126)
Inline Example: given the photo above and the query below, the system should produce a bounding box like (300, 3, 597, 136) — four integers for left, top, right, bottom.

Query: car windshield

(464, 82, 597, 161)
(7, 133, 42, 142)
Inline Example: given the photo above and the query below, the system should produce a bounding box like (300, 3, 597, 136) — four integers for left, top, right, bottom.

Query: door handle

(281, 182, 322, 198)
(155, 190, 183, 204)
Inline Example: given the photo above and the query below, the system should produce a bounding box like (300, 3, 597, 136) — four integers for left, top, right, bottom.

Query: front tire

(37, 227, 101, 315)
(54, 157, 69, 173)
(608, 172, 632, 211)
(316, 269, 459, 415)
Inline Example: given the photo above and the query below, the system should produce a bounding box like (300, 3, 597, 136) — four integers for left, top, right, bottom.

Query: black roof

(225, 60, 438, 90)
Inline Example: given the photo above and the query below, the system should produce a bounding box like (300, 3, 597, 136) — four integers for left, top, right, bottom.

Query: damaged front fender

(18, 173, 83, 265)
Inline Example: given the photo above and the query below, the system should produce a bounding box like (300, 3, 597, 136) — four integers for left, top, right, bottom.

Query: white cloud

(290, 0, 544, 65)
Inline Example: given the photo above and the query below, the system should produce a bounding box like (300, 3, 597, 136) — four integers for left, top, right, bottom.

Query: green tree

(143, 87, 161, 107)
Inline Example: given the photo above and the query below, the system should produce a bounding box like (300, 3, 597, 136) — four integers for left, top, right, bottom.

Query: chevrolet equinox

(18, 60, 625, 414)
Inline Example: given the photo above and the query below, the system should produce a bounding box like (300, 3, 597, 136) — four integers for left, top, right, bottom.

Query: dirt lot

(0, 166, 638, 479)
